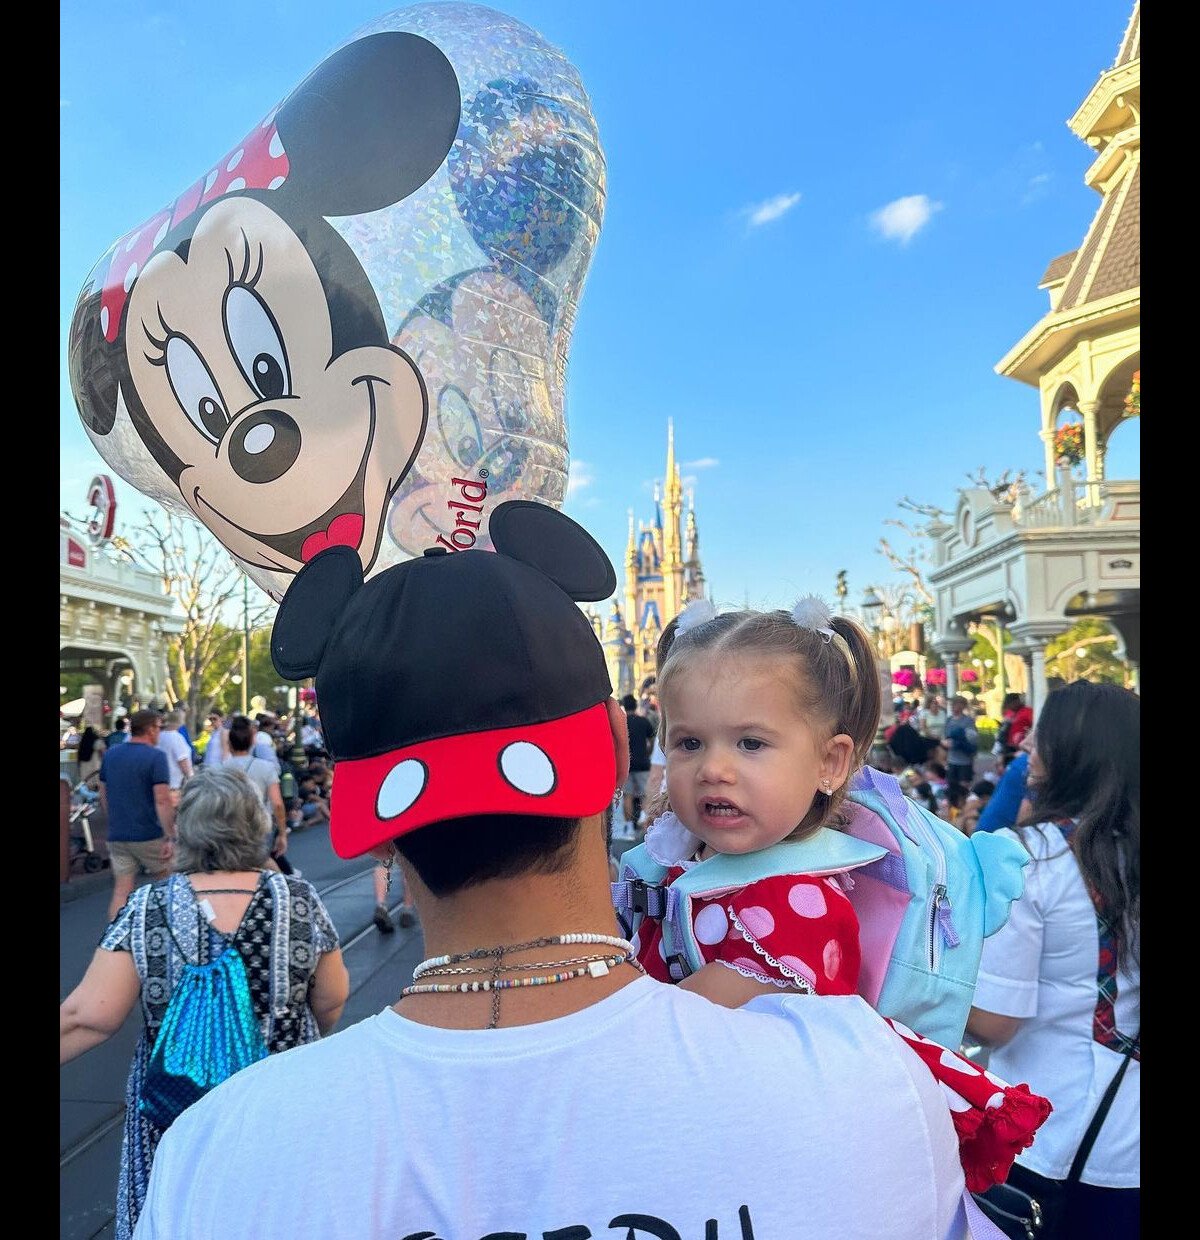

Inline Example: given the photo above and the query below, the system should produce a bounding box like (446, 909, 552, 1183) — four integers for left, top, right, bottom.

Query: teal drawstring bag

(139, 888, 269, 1131)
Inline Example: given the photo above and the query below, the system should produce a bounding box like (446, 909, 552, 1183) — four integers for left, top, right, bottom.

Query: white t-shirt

(973, 825, 1139, 1187)
(155, 729, 192, 789)
(136, 978, 969, 1239)
(650, 737, 666, 766)
(203, 726, 228, 766)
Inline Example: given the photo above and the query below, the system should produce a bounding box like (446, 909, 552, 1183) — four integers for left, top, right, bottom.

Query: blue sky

(61, 0, 1139, 614)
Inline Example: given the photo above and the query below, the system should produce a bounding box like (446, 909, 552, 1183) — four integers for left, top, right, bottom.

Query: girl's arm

(60, 949, 141, 1063)
(679, 962, 793, 1008)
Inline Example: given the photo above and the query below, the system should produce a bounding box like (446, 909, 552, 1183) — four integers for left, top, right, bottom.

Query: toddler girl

(630, 596, 1049, 1190)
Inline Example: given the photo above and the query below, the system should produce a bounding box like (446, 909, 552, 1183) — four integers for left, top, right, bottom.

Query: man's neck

(394, 816, 641, 1030)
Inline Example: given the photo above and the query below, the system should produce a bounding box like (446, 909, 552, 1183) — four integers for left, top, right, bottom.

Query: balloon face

(68, 3, 605, 598)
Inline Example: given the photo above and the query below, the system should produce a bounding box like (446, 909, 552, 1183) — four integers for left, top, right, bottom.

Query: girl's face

(663, 653, 854, 856)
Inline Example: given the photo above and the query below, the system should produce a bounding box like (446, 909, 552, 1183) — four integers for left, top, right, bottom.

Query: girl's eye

(740, 738, 765, 752)
(678, 737, 701, 752)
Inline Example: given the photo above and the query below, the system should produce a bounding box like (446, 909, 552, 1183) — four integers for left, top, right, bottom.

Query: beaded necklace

(402, 933, 643, 1029)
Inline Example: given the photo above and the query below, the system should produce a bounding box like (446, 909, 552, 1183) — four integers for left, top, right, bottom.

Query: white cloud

(682, 457, 719, 470)
(1022, 172, 1053, 206)
(869, 194, 943, 245)
(565, 461, 594, 498)
(681, 475, 698, 491)
(743, 192, 802, 228)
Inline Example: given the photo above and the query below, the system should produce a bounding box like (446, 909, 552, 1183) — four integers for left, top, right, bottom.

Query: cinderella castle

(588, 421, 709, 697)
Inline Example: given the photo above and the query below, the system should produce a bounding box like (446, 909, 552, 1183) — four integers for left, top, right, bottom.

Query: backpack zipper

(899, 804, 949, 971)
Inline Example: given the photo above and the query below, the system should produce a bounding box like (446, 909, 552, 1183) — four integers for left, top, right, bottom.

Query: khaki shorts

(108, 837, 169, 878)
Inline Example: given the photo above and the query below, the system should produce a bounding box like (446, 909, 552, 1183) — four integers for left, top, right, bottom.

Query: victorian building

(60, 483, 183, 723)
(589, 422, 708, 697)
(928, 3, 1139, 710)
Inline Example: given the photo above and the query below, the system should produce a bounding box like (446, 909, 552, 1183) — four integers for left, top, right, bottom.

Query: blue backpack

(613, 765, 1030, 1046)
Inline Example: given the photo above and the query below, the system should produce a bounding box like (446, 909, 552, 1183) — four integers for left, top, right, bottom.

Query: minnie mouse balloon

(68, 2, 605, 599)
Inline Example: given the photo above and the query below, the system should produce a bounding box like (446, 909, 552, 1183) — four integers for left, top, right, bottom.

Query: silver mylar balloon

(67, 2, 605, 599)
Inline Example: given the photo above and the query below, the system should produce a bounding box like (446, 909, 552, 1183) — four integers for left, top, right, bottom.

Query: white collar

(643, 810, 703, 868)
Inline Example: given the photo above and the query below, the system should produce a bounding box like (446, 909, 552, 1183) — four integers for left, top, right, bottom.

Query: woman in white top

(967, 680, 1139, 1239)
(917, 694, 947, 741)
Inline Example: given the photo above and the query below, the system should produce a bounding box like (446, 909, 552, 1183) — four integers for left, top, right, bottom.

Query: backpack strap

(661, 832, 887, 978)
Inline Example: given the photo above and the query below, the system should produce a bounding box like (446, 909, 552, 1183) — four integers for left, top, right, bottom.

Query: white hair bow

(791, 594, 836, 641)
(675, 598, 718, 636)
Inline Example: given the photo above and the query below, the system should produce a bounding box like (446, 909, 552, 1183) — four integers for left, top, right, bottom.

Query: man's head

(950, 695, 968, 715)
(128, 709, 161, 740)
(621, 694, 638, 714)
(228, 714, 255, 755)
(271, 501, 625, 890)
(113, 716, 128, 733)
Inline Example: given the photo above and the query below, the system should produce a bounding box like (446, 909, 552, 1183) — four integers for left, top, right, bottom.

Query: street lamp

(240, 572, 250, 716)
(859, 587, 892, 759)
(860, 587, 884, 652)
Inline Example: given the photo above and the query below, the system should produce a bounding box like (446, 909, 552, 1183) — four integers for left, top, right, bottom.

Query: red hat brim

(328, 702, 616, 859)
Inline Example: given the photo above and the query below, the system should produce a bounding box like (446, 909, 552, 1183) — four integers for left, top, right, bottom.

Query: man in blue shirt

(99, 709, 174, 920)
(943, 695, 978, 786)
(974, 751, 1029, 834)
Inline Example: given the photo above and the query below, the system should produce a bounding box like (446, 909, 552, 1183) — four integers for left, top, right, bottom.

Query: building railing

(1013, 478, 1139, 530)
(61, 550, 168, 599)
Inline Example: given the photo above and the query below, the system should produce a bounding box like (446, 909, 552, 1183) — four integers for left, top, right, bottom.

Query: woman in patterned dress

(60, 766, 350, 1240)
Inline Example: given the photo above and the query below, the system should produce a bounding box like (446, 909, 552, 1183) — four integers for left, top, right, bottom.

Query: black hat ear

(489, 501, 616, 602)
(271, 547, 364, 680)
(275, 30, 460, 217)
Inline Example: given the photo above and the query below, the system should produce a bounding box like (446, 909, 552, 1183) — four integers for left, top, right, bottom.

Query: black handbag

(971, 1028, 1138, 1239)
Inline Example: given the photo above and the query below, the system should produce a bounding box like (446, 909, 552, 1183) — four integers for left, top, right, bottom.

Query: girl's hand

(679, 961, 794, 1008)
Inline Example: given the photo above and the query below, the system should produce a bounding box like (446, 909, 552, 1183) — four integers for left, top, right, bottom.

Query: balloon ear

(489, 501, 616, 602)
(271, 546, 364, 680)
(275, 30, 461, 217)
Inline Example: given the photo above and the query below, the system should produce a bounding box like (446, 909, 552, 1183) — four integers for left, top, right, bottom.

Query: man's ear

(605, 696, 631, 787)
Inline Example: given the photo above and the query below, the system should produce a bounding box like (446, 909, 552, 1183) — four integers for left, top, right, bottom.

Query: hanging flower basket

(960, 669, 979, 684)
(1054, 422, 1084, 468)
(1124, 371, 1139, 417)
(892, 668, 918, 690)
(925, 667, 947, 687)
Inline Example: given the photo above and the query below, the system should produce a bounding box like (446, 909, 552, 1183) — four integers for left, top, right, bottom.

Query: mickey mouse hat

(271, 501, 618, 859)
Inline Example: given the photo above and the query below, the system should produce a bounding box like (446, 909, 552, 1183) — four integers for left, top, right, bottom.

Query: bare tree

(878, 467, 1029, 615)
(112, 508, 271, 732)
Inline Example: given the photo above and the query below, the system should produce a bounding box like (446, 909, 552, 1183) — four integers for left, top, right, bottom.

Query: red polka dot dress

(630, 832, 1052, 1191)
(635, 871, 859, 994)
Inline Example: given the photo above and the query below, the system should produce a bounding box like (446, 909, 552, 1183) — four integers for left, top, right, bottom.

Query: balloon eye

(252, 354, 286, 400)
(225, 284, 291, 403)
(198, 397, 227, 439)
(164, 334, 229, 444)
(437, 387, 484, 468)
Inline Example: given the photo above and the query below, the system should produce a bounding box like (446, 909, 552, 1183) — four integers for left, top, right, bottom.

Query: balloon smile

(194, 376, 381, 566)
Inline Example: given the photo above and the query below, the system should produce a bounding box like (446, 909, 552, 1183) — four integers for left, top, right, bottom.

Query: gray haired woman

(60, 766, 350, 1240)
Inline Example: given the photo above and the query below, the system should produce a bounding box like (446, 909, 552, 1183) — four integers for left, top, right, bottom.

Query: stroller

(68, 775, 107, 874)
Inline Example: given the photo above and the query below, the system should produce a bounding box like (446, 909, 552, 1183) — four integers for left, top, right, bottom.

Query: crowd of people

(59, 507, 1138, 1240)
(874, 687, 1058, 837)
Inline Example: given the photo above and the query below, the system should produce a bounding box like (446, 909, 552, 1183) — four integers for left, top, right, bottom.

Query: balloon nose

(228, 410, 301, 484)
